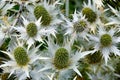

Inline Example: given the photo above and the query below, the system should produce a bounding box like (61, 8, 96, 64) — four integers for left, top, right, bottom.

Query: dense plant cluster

(0, 0, 120, 80)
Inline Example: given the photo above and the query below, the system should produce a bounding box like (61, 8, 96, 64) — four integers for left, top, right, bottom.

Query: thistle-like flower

(38, 37, 94, 79)
(62, 10, 89, 41)
(0, 39, 49, 80)
(86, 58, 115, 80)
(14, 16, 56, 49)
(31, 0, 62, 39)
(33, 0, 62, 27)
(87, 26, 120, 64)
(87, 71, 115, 80)
(82, 0, 102, 33)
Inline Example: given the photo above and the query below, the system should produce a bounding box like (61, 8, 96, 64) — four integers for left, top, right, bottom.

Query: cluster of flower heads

(0, 0, 120, 80)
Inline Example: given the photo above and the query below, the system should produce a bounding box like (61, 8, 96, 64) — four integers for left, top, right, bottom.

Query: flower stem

(65, 0, 69, 17)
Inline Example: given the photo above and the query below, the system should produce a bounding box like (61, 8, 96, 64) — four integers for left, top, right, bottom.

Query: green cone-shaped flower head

(54, 48, 70, 69)
(82, 7, 97, 23)
(14, 47, 29, 66)
(100, 34, 112, 47)
(87, 51, 102, 64)
(34, 5, 52, 26)
(26, 23, 37, 37)
(74, 20, 87, 33)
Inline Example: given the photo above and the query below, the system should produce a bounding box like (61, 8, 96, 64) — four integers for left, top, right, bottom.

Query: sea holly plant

(0, 38, 49, 80)
(0, 0, 120, 80)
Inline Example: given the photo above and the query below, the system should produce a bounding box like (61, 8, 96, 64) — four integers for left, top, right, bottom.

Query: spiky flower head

(53, 48, 70, 69)
(100, 34, 112, 47)
(14, 47, 29, 67)
(73, 20, 87, 33)
(34, 5, 52, 26)
(82, 7, 97, 23)
(26, 23, 37, 37)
